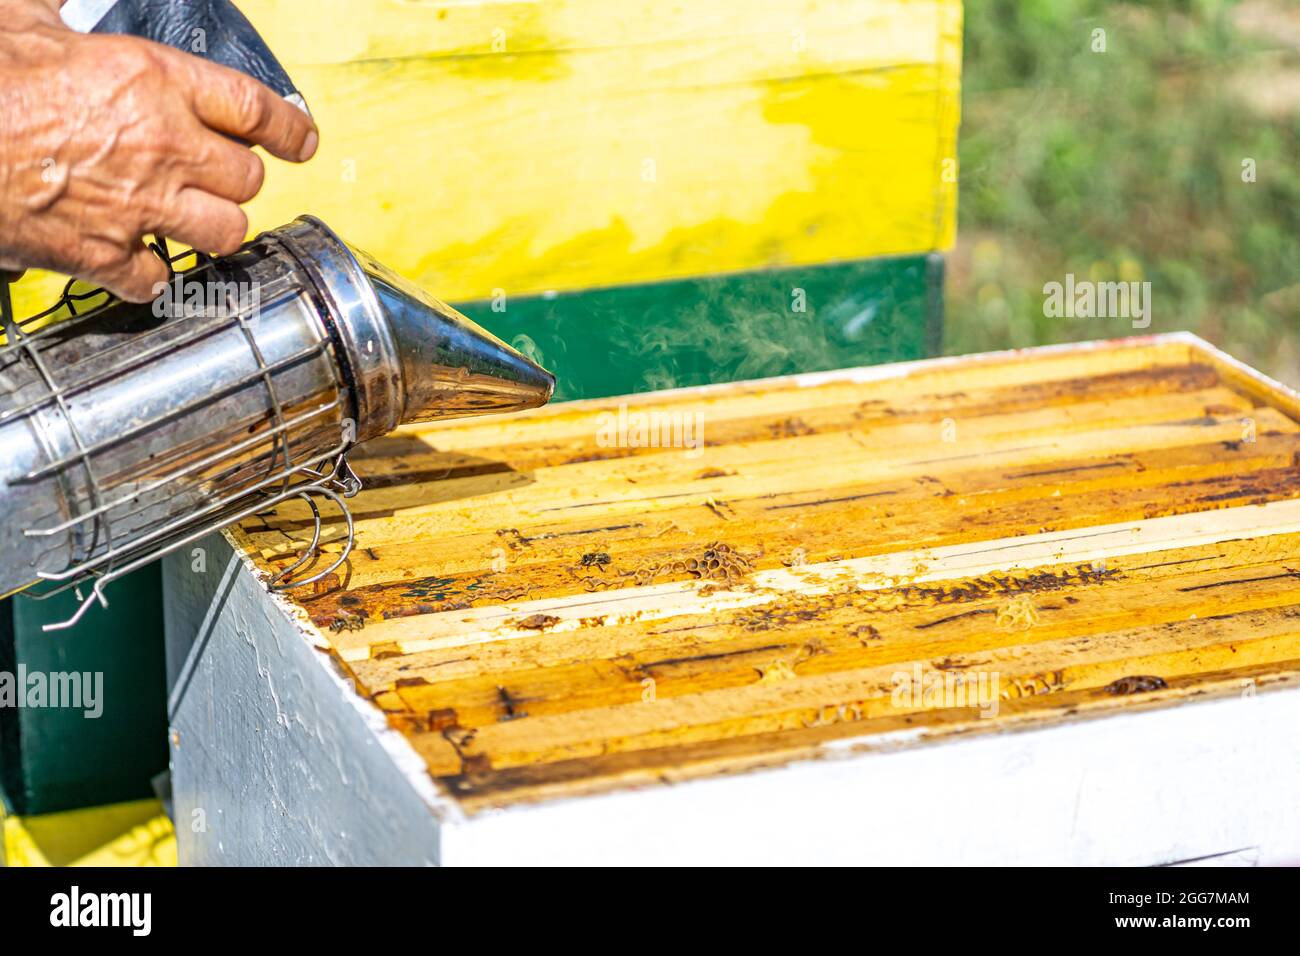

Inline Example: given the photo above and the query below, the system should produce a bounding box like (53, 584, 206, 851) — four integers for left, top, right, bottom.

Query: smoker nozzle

(275, 216, 555, 440)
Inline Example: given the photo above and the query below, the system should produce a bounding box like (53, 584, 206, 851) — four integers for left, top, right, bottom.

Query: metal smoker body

(0, 217, 554, 628)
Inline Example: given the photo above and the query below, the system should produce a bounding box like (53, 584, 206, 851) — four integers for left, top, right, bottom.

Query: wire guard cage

(0, 238, 361, 632)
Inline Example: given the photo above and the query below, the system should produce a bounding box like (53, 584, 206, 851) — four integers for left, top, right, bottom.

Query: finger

(150, 188, 248, 256)
(18, 1, 64, 27)
(99, 243, 170, 304)
(185, 58, 318, 163)
(184, 131, 266, 204)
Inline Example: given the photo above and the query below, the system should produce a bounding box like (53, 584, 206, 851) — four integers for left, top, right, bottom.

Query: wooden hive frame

(166, 332, 1300, 864)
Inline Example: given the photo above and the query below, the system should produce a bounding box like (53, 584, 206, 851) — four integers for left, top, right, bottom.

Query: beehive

(166, 333, 1300, 864)
(7, 0, 960, 823)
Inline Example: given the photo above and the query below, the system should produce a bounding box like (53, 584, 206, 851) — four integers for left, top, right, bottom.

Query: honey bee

(329, 613, 367, 633)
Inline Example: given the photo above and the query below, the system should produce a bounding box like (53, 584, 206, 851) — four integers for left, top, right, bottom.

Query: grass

(948, 0, 1300, 383)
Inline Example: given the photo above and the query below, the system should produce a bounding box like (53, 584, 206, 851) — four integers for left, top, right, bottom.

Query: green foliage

(949, 0, 1300, 380)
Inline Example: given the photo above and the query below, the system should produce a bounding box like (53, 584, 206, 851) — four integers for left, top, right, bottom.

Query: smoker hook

(267, 483, 356, 591)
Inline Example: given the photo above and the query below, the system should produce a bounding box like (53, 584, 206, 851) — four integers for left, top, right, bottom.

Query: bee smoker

(0, 217, 555, 629)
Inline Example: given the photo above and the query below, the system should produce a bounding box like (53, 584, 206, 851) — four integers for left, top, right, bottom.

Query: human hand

(0, 1, 318, 301)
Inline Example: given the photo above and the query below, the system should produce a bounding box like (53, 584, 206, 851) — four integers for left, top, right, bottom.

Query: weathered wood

(3, 0, 963, 317)
(221, 333, 1300, 820)
(231, 0, 963, 302)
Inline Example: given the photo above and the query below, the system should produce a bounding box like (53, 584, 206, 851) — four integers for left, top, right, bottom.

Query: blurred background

(949, 0, 1300, 381)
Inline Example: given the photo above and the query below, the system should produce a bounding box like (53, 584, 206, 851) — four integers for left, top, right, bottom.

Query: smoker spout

(361, 249, 555, 424)
(275, 216, 554, 441)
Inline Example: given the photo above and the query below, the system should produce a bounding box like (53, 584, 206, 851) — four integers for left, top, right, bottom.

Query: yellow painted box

(9, 0, 962, 316)
(2, 800, 174, 868)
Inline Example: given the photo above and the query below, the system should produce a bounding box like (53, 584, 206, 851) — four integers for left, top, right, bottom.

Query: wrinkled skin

(0, 0, 317, 301)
